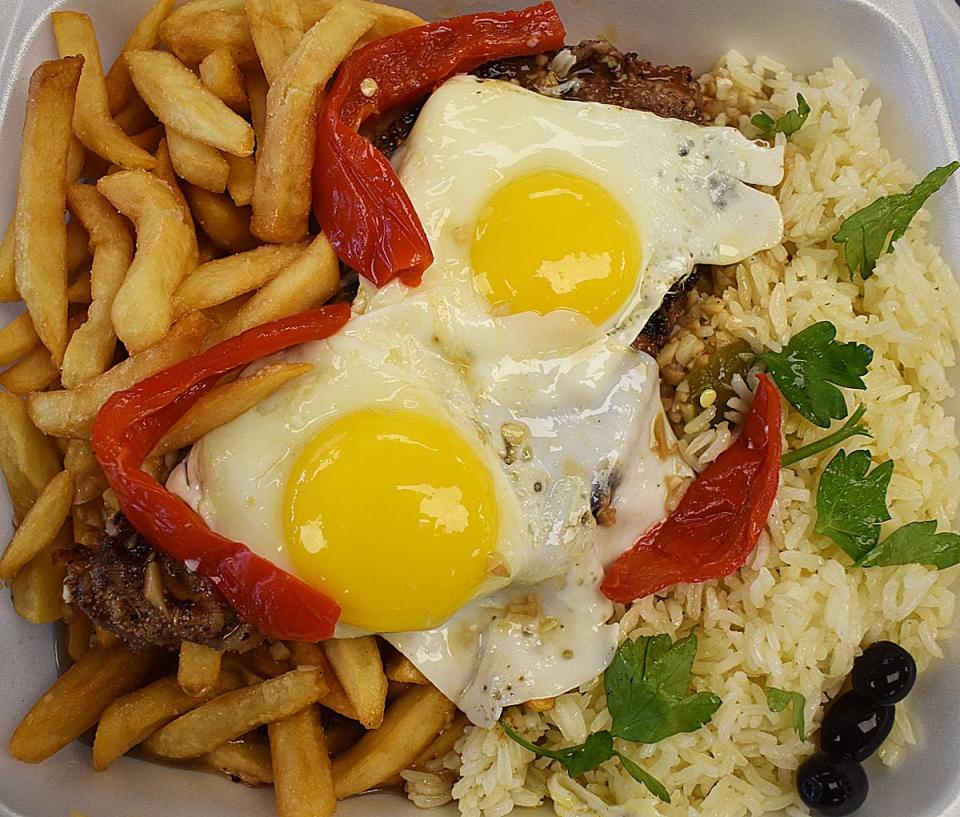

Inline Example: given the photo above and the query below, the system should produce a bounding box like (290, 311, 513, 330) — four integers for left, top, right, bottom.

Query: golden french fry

(113, 93, 157, 136)
(0, 391, 62, 522)
(0, 470, 73, 583)
(66, 217, 91, 277)
(173, 242, 305, 318)
(226, 153, 257, 207)
(144, 667, 328, 760)
(67, 609, 93, 661)
(333, 685, 455, 798)
(127, 50, 254, 157)
(9, 645, 162, 763)
(166, 128, 230, 193)
(197, 234, 223, 265)
(160, 0, 258, 66)
(322, 636, 387, 730)
(324, 718, 363, 756)
(97, 170, 199, 353)
(67, 135, 87, 183)
(252, 3, 374, 244)
(244, 66, 268, 149)
(198, 740, 274, 785)
(0, 348, 59, 395)
(269, 705, 335, 817)
(0, 313, 39, 367)
(62, 183, 134, 387)
(67, 273, 92, 304)
(285, 642, 357, 720)
(178, 642, 225, 697)
(185, 184, 257, 253)
(152, 138, 192, 215)
(64, 438, 107, 504)
(52, 12, 158, 171)
(300, 0, 424, 40)
(0, 222, 17, 302)
(385, 652, 429, 685)
(411, 711, 469, 769)
(10, 531, 70, 624)
(94, 672, 244, 770)
(126, 124, 166, 154)
(246, 0, 305, 85)
(199, 47, 250, 115)
(27, 312, 212, 438)
(14, 57, 83, 365)
(212, 232, 339, 344)
(104, 0, 177, 114)
(154, 363, 311, 455)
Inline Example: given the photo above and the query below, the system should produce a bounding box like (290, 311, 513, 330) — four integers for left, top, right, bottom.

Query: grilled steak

(63, 516, 256, 652)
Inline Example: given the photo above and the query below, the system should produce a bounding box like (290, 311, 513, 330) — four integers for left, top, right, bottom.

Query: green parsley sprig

(499, 633, 721, 804)
(833, 162, 960, 279)
(752, 93, 810, 140)
(781, 404, 871, 467)
(766, 688, 806, 740)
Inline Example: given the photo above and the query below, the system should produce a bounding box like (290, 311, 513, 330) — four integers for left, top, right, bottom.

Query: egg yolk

(283, 408, 499, 633)
(471, 170, 643, 326)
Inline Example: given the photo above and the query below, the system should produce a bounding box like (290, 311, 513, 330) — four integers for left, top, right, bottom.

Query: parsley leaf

(752, 92, 810, 140)
(615, 751, 670, 803)
(858, 520, 960, 569)
(759, 322, 873, 428)
(781, 404, 872, 467)
(815, 450, 893, 560)
(766, 688, 806, 740)
(605, 633, 721, 744)
(498, 720, 614, 776)
(833, 162, 960, 279)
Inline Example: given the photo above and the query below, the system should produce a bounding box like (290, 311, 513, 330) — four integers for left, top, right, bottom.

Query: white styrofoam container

(1, 1, 959, 815)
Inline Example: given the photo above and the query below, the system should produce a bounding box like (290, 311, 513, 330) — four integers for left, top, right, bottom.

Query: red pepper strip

(91, 305, 352, 641)
(313, 2, 565, 289)
(601, 374, 783, 603)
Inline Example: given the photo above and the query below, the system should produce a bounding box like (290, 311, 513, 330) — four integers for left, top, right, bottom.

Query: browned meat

(475, 40, 704, 123)
(63, 516, 257, 652)
(632, 269, 703, 357)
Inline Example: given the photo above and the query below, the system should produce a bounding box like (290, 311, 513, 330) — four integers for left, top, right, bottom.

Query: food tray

(0, 1, 958, 815)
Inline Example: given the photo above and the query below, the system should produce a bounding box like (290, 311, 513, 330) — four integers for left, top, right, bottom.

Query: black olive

(820, 690, 894, 761)
(797, 752, 869, 816)
(852, 641, 917, 706)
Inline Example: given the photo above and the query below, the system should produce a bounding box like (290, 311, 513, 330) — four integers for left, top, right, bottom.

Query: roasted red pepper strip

(313, 2, 565, 288)
(601, 374, 783, 602)
(92, 305, 351, 641)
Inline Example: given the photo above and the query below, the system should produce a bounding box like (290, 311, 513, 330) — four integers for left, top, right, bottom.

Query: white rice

(406, 51, 960, 816)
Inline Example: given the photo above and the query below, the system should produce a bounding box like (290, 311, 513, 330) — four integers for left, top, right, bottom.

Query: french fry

(244, 66, 269, 149)
(173, 242, 305, 318)
(300, 0, 424, 40)
(98, 170, 199, 353)
(185, 184, 257, 253)
(67, 135, 87, 183)
(66, 218, 92, 277)
(152, 138, 191, 215)
(52, 12, 158, 171)
(166, 128, 230, 194)
(324, 718, 364, 756)
(269, 705, 335, 817)
(198, 740, 274, 785)
(14, 57, 83, 365)
(0, 313, 39, 366)
(127, 50, 254, 157)
(246, 0, 305, 85)
(410, 711, 469, 769)
(235, 643, 292, 679)
(385, 652, 429, 685)
(27, 312, 212, 438)
(211, 232, 340, 344)
(286, 642, 357, 719)
(159, 0, 259, 66)
(0, 222, 18, 302)
(10, 530, 70, 624)
(104, 0, 178, 114)
(226, 153, 257, 207)
(9, 645, 162, 763)
(252, 3, 375, 244)
(66, 609, 93, 661)
(178, 642, 225, 697)
(62, 183, 134, 388)
(144, 667, 328, 759)
(525, 697, 556, 713)
(0, 391, 62, 522)
(332, 685, 455, 798)
(199, 47, 250, 115)
(322, 636, 387, 730)
(197, 234, 223, 265)
(0, 348, 59, 395)
(126, 124, 166, 154)
(154, 363, 311, 455)
(94, 672, 244, 770)
(67, 273, 92, 305)
(0, 470, 73, 583)
(113, 93, 157, 136)
(64, 439, 108, 504)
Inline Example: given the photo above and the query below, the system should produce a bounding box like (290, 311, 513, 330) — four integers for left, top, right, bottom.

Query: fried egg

(168, 74, 784, 726)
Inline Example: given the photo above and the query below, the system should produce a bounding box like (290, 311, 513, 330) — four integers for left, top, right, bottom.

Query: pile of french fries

(0, 1, 467, 814)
